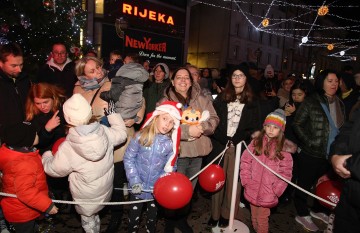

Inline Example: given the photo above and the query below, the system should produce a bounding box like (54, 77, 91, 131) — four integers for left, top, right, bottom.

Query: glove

(104, 100, 116, 116)
(99, 91, 110, 102)
(131, 184, 142, 194)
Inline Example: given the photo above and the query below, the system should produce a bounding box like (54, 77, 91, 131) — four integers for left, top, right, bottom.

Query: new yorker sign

(124, 29, 183, 64)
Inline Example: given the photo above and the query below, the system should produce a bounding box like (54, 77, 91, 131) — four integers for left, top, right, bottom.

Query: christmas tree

(0, 0, 88, 76)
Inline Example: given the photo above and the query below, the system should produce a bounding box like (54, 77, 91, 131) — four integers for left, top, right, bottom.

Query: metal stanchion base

(212, 220, 249, 233)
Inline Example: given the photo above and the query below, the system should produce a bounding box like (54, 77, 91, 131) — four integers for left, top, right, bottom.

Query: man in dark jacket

(37, 42, 77, 98)
(0, 42, 31, 140)
(329, 108, 360, 233)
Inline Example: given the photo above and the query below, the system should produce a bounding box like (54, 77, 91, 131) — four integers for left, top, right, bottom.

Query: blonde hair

(137, 115, 173, 147)
(26, 83, 66, 121)
(75, 56, 103, 77)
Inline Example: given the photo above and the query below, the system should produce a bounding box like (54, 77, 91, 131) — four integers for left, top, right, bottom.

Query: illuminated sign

(125, 36, 166, 52)
(122, 3, 174, 25)
(124, 29, 183, 64)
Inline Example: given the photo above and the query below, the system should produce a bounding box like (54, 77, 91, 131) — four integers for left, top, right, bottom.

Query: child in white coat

(42, 94, 127, 233)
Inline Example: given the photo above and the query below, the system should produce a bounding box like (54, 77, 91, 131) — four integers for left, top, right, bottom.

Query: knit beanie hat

(141, 101, 182, 172)
(153, 63, 170, 79)
(263, 109, 286, 132)
(63, 93, 92, 126)
(264, 64, 274, 78)
(1, 121, 37, 147)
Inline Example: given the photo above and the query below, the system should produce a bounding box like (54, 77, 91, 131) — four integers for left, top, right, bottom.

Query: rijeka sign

(122, 3, 174, 25)
(125, 35, 167, 53)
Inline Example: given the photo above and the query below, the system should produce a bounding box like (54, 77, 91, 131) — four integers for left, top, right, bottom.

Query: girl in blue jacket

(124, 101, 182, 233)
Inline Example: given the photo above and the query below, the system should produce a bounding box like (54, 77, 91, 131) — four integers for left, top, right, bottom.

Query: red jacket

(0, 145, 52, 223)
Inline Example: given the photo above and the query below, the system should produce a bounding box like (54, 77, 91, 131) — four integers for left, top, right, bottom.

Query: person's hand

(45, 110, 60, 132)
(48, 205, 58, 215)
(104, 100, 116, 116)
(131, 184, 142, 194)
(189, 125, 203, 139)
(124, 119, 135, 127)
(331, 154, 352, 178)
(266, 90, 276, 97)
(285, 103, 296, 115)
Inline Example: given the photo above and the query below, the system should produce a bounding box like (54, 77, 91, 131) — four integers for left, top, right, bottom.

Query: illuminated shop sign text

(122, 3, 174, 25)
(125, 36, 167, 52)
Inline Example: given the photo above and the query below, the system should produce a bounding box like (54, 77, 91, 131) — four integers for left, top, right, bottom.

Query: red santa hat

(141, 101, 182, 172)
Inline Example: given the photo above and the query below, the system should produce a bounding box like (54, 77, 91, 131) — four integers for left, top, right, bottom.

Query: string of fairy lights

(192, 0, 360, 60)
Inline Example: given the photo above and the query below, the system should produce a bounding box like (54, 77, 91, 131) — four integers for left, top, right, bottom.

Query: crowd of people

(0, 41, 359, 233)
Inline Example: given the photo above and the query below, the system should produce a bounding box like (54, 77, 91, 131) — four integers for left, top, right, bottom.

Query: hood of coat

(115, 62, 149, 83)
(67, 122, 109, 162)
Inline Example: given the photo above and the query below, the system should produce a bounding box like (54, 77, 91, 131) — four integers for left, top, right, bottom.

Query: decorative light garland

(193, 0, 359, 54)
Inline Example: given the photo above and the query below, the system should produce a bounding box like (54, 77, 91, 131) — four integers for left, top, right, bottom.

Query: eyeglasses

(52, 51, 67, 56)
(232, 74, 246, 79)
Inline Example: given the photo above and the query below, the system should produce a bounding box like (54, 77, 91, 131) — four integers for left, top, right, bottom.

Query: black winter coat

(293, 93, 345, 159)
(0, 71, 31, 135)
(207, 95, 261, 162)
(330, 108, 360, 208)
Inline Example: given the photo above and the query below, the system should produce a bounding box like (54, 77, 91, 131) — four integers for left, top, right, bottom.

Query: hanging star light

(339, 51, 345, 56)
(301, 36, 308, 43)
(262, 18, 269, 27)
(318, 5, 329, 16)
(194, 0, 359, 54)
(327, 44, 334, 50)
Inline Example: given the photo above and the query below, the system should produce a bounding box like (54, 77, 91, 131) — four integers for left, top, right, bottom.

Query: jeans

(176, 157, 203, 189)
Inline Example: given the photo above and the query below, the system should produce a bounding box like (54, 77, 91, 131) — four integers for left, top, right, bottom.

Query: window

(235, 23, 240, 36)
(95, 0, 104, 15)
(234, 46, 239, 58)
(268, 53, 271, 64)
(269, 34, 272, 46)
(248, 26, 252, 40)
(259, 31, 264, 43)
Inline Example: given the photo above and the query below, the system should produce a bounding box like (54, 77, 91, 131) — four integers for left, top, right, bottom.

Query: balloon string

(189, 144, 229, 182)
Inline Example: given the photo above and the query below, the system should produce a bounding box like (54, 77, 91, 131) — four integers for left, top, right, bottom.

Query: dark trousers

(128, 195, 158, 233)
(294, 151, 330, 216)
(109, 162, 127, 218)
(11, 220, 36, 233)
(334, 189, 360, 233)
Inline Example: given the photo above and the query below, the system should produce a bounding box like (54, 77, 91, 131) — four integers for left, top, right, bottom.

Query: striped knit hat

(263, 109, 286, 132)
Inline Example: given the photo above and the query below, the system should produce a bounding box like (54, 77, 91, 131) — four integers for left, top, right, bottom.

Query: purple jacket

(124, 133, 175, 200)
(240, 138, 293, 208)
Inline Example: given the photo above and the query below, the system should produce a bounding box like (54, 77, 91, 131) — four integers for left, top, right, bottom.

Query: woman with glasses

(206, 65, 261, 228)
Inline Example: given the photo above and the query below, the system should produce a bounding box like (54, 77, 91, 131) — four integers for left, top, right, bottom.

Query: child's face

(155, 113, 175, 135)
(109, 54, 121, 64)
(264, 124, 281, 138)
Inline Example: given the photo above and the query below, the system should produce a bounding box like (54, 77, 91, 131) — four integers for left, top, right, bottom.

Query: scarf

(78, 69, 107, 91)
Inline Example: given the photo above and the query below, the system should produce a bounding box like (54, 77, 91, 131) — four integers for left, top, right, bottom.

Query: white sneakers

(295, 216, 319, 232)
(310, 211, 329, 224)
(295, 211, 329, 232)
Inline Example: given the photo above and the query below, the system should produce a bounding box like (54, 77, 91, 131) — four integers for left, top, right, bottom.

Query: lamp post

(255, 47, 262, 69)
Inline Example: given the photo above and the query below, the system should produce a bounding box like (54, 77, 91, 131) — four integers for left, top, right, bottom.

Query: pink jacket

(240, 138, 293, 208)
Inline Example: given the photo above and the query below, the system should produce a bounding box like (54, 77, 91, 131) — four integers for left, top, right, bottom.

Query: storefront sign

(124, 29, 183, 64)
(122, 3, 174, 25)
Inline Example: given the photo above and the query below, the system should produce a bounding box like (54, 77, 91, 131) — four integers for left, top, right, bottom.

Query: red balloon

(198, 164, 226, 192)
(153, 172, 193, 209)
(52, 137, 66, 154)
(315, 180, 342, 209)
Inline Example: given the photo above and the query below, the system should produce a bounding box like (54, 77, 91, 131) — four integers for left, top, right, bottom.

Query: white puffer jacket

(42, 113, 127, 216)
